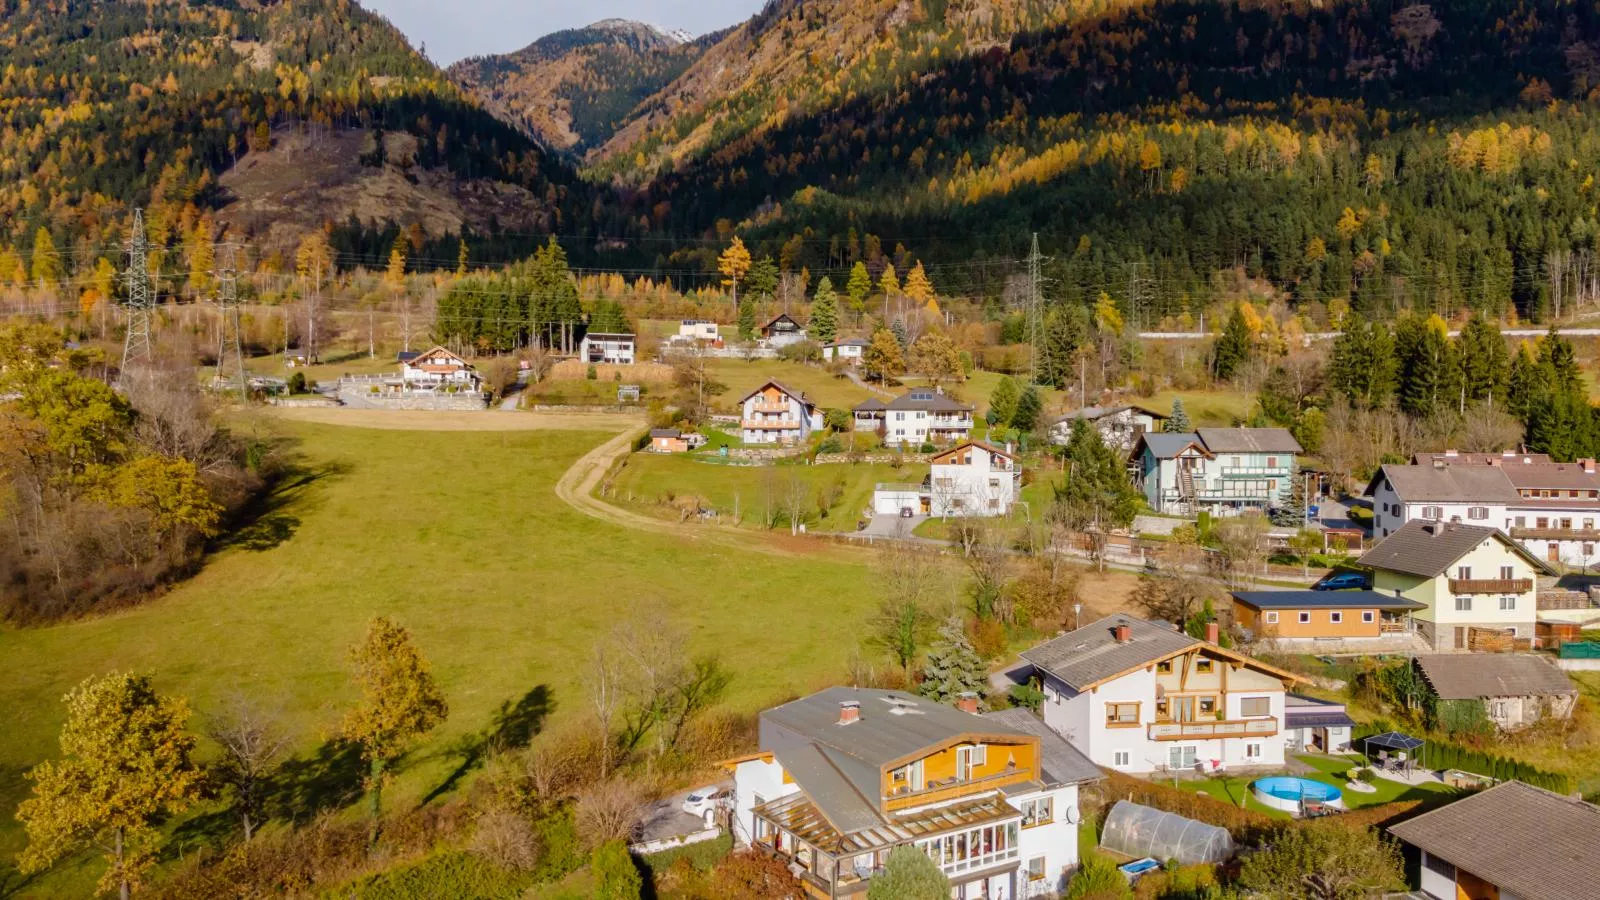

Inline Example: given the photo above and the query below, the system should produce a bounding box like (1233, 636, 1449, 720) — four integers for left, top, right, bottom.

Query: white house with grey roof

(1048, 404, 1168, 454)
(1021, 614, 1299, 775)
(1131, 428, 1302, 516)
(727, 687, 1100, 899)
(854, 388, 975, 447)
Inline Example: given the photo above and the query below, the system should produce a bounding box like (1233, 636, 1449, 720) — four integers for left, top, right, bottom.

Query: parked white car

(680, 786, 729, 825)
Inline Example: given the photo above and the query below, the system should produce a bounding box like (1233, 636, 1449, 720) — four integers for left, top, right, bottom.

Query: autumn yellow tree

(909, 332, 963, 385)
(864, 326, 906, 383)
(31, 227, 59, 289)
(878, 263, 900, 298)
(294, 230, 334, 363)
(903, 262, 936, 309)
(718, 236, 752, 308)
(17, 673, 202, 900)
(342, 617, 448, 846)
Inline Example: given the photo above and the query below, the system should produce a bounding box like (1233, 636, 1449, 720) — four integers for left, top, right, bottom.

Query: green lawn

(0, 422, 891, 895)
(1143, 390, 1254, 427)
(1172, 754, 1459, 820)
(707, 359, 873, 412)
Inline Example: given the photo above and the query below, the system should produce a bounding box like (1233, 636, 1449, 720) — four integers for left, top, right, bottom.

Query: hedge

(1353, 722, 1574, 794)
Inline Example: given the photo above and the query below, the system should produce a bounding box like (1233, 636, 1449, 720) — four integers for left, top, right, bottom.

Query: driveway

(861, 513, 928, 539)
(634, 784, 728, 852)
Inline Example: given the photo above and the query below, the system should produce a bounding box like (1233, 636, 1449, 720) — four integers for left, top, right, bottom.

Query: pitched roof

(1411, 451, 1555, 466)
(649, 428, 681, 439)
(1365, 463, 1522, 504)
(738, 379, 813, 407)
(583, 332, 635, 339)
(1137, 432, 1209, 460)
(1358, 520, 1556, 578)
(1230, 590, 1427, 611)
(980, 709, 1102, 787)
(1388, 781, 1600, 900)
(1055, 404, 1168, 423)
(882, 388, 974, 413)
(853, 397, 887, 412)
(1020, 615, 1201, 692)
(828, 338, 870, 347)
(1500, 463, 1600, 492)
(1196, 427, 1303, 453)
(931, 441, 1014, 465)
(1415, 654, 1576, 700)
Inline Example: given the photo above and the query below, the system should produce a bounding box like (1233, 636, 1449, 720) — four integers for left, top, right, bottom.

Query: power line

(213, 242, 247, 397)
(117, 208, 155, 388)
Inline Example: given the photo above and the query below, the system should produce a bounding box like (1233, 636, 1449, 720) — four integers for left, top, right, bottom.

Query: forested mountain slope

(448, 19, 711, 156)
(0, 0, 581, 281)
(606, 0, 1600, 322)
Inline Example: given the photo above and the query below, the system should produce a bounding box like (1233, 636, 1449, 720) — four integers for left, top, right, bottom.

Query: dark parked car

(1313, 571, 1368, 591)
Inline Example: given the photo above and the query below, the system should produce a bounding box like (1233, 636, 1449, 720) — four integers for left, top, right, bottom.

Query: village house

(1048, 404, 1168, 454)
(1131, 428, 1302, 516)
(647, 428, 704, 453)
(677, 319, 721, 344)
(579, 331, 636, 365)
(727, 687, 1102, 899)
(738, 379, 823, 445)
(1389, 780, 1600, 900)
(1368, 454, 1600, 566)
(822, 338, 869, 364)
(1229, 590, 1427, 645)
(1021, 614, 1299, 775)
(873, 441, 1020, 519)
(760, 313, 808, 348)
(1413, 654, 1577, 731)
(399, 346, 482, 390)
(853, 388, 975, 447)
(1359, 520, 1556, 651)
(1282, 694, 1355, 755)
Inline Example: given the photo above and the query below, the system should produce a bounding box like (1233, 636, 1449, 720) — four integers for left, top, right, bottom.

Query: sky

(363, 0, 765, 65)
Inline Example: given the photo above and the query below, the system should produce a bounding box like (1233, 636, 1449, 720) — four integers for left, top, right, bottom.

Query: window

(1515, 516, 1526, 527)
(1027, 856, 1047, 881)
(1562, 518, 1574, 529)
(1245, 743, 1263, 760)
(1113, 751, 1130, 766)
(1329, 611, 1343, 624)
(1020, 796, 1053, 828)
(1362, 611, 1375, 624)
(1298, 611, 1312, 624)
(1538, 517, 1550, 528)
(1500, 596, 1516, 611)
(1456, 597, 1472, 612)
(1468, 506, 1488, 520)
(1587, 519, 1596, 530)
(1198, 697, 1216, 714)
(1240, 697, 1270, 717)
(1195, 659, 1213, 674)
(894, 412, 904, 421)
(1169, 746, 1198, 769)
(1456, 566, 1472, 580)
(1423, 852, 1457, 880)
(1588, 544, 1596, 556)
(1500, 566, 1514, 580)
(1155, 698, 1169, 719)
(1156, 661, 1173, 674)
(1106, 703, 1140, 726)
(1264, 611, 1279, 624)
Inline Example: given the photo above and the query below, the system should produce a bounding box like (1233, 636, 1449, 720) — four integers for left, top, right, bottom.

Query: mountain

(0, 0, 580, 277)
(448, 19, 712, 156)
(591, 0, 1600, 323)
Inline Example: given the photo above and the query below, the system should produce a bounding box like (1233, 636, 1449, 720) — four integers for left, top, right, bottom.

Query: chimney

(838, 700, 860, 726)
(1432, 458, 1446, 469)
(1582, 459, 1597, 475)
(956, 692, 980, 714)
(1113, 623, 1132, 644)
(1206, 622, 1219, 644)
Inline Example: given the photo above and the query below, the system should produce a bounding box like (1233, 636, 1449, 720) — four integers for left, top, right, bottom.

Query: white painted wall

(1012, 783, 1081, 896)
(730, 757, 796, 846)
(930, 451, 1017, 517)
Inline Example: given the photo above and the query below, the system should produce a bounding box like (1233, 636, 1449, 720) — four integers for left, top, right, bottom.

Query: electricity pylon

(214, 243, 249, 398)
(117, 208, 155, 387)
(1026, 233, 1049, 387)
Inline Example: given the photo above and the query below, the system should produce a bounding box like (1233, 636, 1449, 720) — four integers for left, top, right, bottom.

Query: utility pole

(118, 208, 155, 388)
(1026, 233, 1048, 387)
(214, 243, 248, 398)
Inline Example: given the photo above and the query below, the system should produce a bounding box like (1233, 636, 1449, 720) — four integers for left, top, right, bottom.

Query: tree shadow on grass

(214, 456, 349, 553)
(419, 685, 553, 807)
(0, 866, 36, 900)
(265, 738, 367, 825)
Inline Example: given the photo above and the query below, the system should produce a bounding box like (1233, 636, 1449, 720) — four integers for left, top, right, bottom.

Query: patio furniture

(1364, 731, 1426, 778)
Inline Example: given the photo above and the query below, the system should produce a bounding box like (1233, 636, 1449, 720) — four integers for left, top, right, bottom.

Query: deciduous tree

(864, 327, 905, 383)
(718, 237, 752, 308)
(1237, 824, 1404, 900)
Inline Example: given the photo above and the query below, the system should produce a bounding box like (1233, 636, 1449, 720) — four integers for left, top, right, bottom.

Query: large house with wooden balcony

(1132, 428, 1301, 517)
(738, 380, 824, 446)
(399, 346, 482, 389)
(1021, 614, 1299, 775)
(1229, 590, 1427, 645)
(853, 388, 975, 447)
(728, 687, 1101, 900)
(1368, 454, 1600, 567)
(1358, 520, 1558, 652)
(579, 331, 636, 365)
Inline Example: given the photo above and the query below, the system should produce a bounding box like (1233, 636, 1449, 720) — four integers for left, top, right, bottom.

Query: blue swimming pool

(1118, 858, 1161, 879)
(1252, 776, 1344, 814)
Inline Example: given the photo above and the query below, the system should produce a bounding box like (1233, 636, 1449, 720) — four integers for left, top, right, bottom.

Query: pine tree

(1211, 304, 1251, 380)
(846, 261, 872, 314)
(718, 236, 752, 307)
(455, 237, 469, 276)
(988, 376, 1020, 427)
(1396, 314, 1461, 418)
(1507, 341, 1541, 421)
(890, 318, 909, 348)
(810, 276, 839, 344)
(743, 255, 779, 300)
(1329, 315, 1397, 409)
(1168, 397, 1192, 432)
(1039, 305, 1089, 389)
(903, 262, 936, 306)
(738, 299, 757, 341)
(918, 618, 987, 706)
(1538, 326, 1584, 395)
(1456, 314, 1510, 407)
(1012, 385, 1043, 433)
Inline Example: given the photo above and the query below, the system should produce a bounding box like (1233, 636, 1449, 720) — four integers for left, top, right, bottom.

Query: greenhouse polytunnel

(1099, 800, 1234, 865)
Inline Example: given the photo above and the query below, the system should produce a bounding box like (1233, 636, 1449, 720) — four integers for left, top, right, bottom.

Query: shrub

(287, 371, 307, 394)
(818, 435, 843, 454)
(1009, 682, 1045, 712)
(575, 777, 643, 848)
(592, 840, 644, 900)
(532, 804, 585, 882)
(469, 808, 540, 873)
(966, 616, 1008, 660)
(587, 365, 598, 380)
(705, 848, 804, 899)
(867, 846, 949, 900)
(1065, 852, 1132, 900)
(919, 441, 937, 454)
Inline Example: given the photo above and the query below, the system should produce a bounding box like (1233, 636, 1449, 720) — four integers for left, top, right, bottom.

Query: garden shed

(1100, 800, 1234, 865)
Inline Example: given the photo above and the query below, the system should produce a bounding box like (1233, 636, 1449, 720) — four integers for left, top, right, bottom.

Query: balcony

(883, 767, 1030, 812)
(749, 402, 794, 414)
(1148, 717, 1278, 741)
(1510, 527, 1600, 541)
(1220, 465, 1294, 477)
(1448, 578, 1532, 594)
(742, 419, 800, 430)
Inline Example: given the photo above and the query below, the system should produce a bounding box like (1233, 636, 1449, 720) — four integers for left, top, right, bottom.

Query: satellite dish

(1063, 805, 1079, 824)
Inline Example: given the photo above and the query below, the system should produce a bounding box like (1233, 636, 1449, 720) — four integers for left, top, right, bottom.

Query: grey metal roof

(1020, 614, 1200, 692)
(853, 397, 887, 412)
(1358, 520, 1556, 578)
(649, 428, 680, 439)
(1367, 463, 1523, 504)
(770, 743, 882, 834)
(882, 389, 973, 413)
(1389, 781, 1600, 900)
(981, 709, 1102, 787)
(1138, 432, 1206, 459)
(1230, 590, 1427, 611)
(1415, 654, 1576, 700)
(1195, 427, 1303, 453)
(1283, 710, 1355, 729)
(1055, 404, 1168, 423)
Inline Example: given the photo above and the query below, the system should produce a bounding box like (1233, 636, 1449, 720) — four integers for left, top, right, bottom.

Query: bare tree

(574, 777, 643, 848)
(1130, 569, 1218, 626)
(1213, 513, 1272, 589)
(1459, 405, 1525, 452)
(205, 694, 292, 842)
(957, 520, 1013, 622)
(782, 469, 809, 535)
(870, 542, 940, 679)
(587, 642, 625, 777)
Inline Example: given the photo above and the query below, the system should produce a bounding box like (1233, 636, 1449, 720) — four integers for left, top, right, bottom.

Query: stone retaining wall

(337, 387, 487, 411)
(814, 452, 930, 465)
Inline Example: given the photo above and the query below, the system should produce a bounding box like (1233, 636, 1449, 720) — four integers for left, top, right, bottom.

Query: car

(680, 787, 729, 824)
(1313, 571, 1368, 591)
(900, 507, 914, 518)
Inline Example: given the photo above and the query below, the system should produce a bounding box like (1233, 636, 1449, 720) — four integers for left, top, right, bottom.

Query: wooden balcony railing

(1448, 578, 1532, 594)
(883, 767, 1032, 811)
(1379, 621, 1412, 634)
(1149, 717, 1278, 741)
(1510, 527, 1600, 541)
(742, 419, 801, 430)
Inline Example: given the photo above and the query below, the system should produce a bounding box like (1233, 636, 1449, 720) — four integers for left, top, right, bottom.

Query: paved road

(1142, 327, 1600, 342)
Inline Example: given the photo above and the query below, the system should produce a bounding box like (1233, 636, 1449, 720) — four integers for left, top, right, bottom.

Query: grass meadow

(0, 421, 895, 895)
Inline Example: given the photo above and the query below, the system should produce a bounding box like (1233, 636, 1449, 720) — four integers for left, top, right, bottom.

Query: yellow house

(1359, 520, 1557, 652)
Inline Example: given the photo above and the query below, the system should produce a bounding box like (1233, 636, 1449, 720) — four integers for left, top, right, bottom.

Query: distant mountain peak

(589, 18, 693, 45)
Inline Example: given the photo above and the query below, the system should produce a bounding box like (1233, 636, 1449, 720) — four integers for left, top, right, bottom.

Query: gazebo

(1362, 731, 1426, 776)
